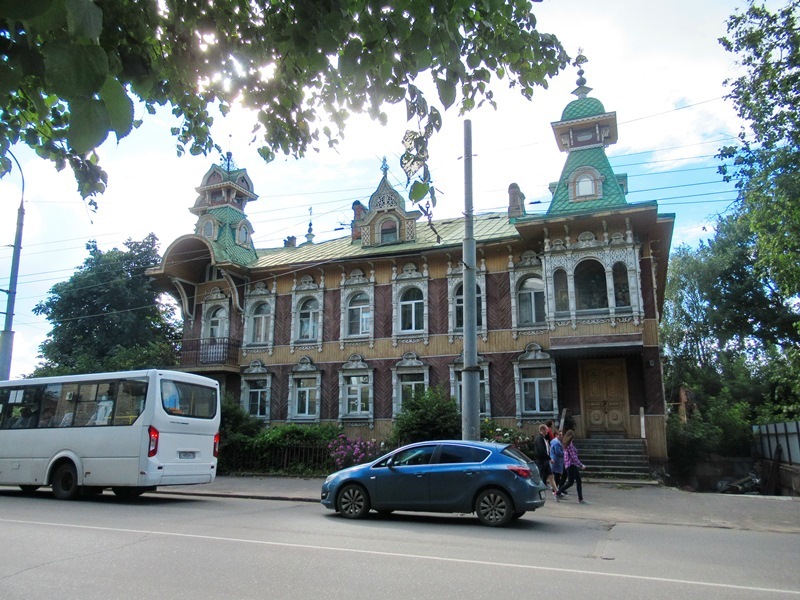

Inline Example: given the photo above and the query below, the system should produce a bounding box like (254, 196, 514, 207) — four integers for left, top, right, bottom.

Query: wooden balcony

(177, 337, 242, 369)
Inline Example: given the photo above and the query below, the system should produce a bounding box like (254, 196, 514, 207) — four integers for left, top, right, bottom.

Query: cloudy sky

(0, 0, 749, 378)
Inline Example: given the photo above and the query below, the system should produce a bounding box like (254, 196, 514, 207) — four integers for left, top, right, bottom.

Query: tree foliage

(31, 233, 180, 375)
(391, 385, 461, 446)
(719, 0, 800, 299)
(661, 212, 800, 450)
(0, 0, 569, 201)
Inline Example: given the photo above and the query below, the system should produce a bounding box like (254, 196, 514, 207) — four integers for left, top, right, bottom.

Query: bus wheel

(112, 487, 146, 499)
(19, 485, 40, 494)
(52, 463, 80, 500)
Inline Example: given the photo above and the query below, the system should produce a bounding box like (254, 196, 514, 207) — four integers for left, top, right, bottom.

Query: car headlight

(324, 474, 335, 484)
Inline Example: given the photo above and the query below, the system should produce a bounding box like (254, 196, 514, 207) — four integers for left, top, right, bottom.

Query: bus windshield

(161, 379, 217, 419)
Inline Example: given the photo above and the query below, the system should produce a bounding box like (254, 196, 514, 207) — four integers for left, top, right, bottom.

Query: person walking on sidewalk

(557, 430, 588, 504)
(533, 424, 559, 501)
(549, 429, 565, 490)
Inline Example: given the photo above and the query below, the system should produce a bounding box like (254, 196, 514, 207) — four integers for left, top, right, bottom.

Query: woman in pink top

(556, 430, 588, 504)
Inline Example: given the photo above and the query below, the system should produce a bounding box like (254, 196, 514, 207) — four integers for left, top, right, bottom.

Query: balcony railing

(177, 337, 241, 368)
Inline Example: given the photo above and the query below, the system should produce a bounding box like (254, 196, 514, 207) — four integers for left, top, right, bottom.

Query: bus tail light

(148, 426, 159, 457)
(213, 432, 220, 458)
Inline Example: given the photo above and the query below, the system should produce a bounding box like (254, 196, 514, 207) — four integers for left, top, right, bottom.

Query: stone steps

(573, 438, 652, 479)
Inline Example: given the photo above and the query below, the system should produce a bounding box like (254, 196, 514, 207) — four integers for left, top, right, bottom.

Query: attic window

(568, 167, 603, 202)
(380, 218, 398, 244)
(238, 225, 249, 244)
(202, 220, 216, 239)
(576, 175, 595, 197)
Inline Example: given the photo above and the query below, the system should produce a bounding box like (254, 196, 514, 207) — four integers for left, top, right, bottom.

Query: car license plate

(179, 451, 196, 459)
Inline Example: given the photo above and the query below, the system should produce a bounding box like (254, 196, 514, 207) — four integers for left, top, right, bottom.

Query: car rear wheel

(337, 483, 370, 519)
(475, 488, 514, 527)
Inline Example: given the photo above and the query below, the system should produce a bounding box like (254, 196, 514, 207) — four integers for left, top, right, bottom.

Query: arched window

(251, 303, 270, 344)
(380, 219, 398, 243)
(554, 269, 569, 312)
(347, 292, 371, 336)
(202, 220, 215, 239)
(207, 306, 228, 339)
(518, 277, 545, 325)
(238, 225, 249, 244)
(575, 260, 608, 310)
(455, 283, 483, 329)
(613, 262, 631, 307)
(297, 298, 319, 340)
(399, 287, 424, 332)
(576, 174, 595, 197)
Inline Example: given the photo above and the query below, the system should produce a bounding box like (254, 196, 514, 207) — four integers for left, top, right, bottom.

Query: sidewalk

(163, 475, 800, 534)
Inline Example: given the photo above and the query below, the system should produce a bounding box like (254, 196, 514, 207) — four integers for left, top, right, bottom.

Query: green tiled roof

(252, 213, 519, 269)
(206, 206, 258, 265)
(547, 146, 628, 217)
(561, 97, 606, 121)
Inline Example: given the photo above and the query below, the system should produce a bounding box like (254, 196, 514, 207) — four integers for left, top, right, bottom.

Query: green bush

(390, 385, 461, 446)
(666, 412, 721, 479)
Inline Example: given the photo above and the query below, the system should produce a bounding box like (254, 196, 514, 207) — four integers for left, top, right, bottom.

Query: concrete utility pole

(461, 120, 480, 440)
(0, 153, 25, 381)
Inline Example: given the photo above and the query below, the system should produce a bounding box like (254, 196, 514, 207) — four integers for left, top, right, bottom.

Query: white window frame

(449, 355, 491, 418)
(391, 263, 429, 346)
(339, 269, 375, 349)
(241, 360, 271, 421)
(517, 276, 546, 326)
(508, 250, 549, 338)
(390, 352, 430, 417)
(290, 274, 324, 353)
(338, 354, 374, 423)
(447, 259, 487, 343)
(288, 356, 321, 422)
(513, 343, 558, 424)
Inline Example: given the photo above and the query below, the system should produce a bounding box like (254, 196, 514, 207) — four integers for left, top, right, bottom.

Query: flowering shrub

(480, 419, 532, 452)
(328, 434, 384, 470)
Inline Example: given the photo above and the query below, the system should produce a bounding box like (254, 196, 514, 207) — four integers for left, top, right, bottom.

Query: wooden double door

(580, 359, 629, 436)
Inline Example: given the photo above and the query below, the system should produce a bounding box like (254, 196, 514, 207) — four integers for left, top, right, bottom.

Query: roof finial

(305, 207, 315, 244)
(571, 50, 592, 99)
(380, 156, 389, 177)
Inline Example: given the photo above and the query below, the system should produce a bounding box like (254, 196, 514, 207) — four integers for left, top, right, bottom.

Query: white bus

(0, 369, 220, 499)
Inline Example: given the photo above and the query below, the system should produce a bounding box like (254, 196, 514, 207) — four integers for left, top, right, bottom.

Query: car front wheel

(475, 488, 514, 527)
(337, 483, 370, 519)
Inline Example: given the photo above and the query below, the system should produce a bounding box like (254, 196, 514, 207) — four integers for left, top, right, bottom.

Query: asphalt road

(1, 487, 798, 599)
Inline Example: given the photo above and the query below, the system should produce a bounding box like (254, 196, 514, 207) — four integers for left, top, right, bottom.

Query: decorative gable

(353, 158, 422, 247)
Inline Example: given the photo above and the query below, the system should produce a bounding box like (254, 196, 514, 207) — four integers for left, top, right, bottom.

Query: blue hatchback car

(321, 440, 549, 526)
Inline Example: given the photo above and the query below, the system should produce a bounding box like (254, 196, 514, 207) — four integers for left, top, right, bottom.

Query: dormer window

(200, 218, 218, 240)
(576, 175, 595, 197)
(237, 224, 249, 244)
(380, 218, 398, 244)
(568, 167, 603, 202)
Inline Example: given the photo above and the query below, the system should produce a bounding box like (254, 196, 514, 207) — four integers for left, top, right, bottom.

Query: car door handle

(415, 473, 425, 478)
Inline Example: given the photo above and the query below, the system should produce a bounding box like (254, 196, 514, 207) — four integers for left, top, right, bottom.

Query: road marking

(3, 517, 799, 596)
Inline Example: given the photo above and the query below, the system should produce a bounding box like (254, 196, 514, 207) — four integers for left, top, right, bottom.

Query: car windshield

(502, 445, 533, 464)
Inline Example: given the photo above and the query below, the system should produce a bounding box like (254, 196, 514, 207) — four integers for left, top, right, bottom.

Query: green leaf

(65, 0, 103, 42)
(67, 97, 110, 153)
(100, 77, 133, 140)
(436, 77, 457, 110)
(0, 63, 22, 96)
(0, 0, 53, 19)
(409, 180, 430, 202)
(44, 42, 108, 98)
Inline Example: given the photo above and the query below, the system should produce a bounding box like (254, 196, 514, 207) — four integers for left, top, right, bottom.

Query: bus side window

(112, 381, 146, 425)
(162, 381, 181, 414)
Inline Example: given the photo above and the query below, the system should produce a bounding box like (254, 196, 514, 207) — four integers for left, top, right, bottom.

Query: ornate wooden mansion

(148, 76, 674, 461)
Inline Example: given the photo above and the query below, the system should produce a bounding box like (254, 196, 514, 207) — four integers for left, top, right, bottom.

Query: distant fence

(219, 444, 335, 475)
(753, 421, 800, 466)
